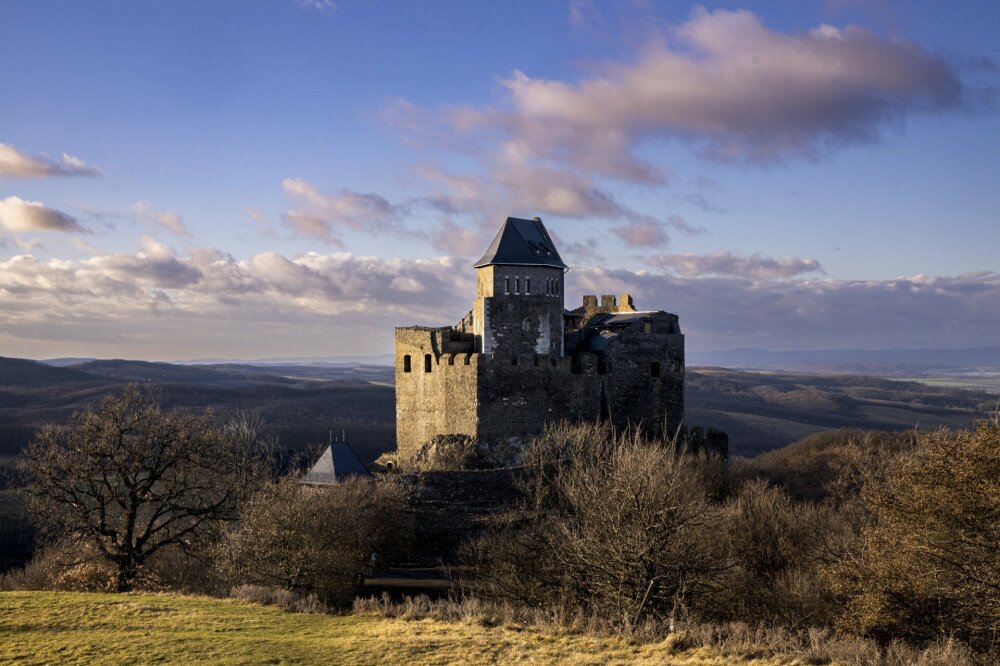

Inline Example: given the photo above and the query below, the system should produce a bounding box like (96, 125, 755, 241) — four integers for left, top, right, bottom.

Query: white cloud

(0, 143, 101, 178)
(452, 8, 972, 180)
(381, 7, 982, 240)
(0, 196, 87, 233)
(131, 201, 189, 237)
(649, 251, 825, 279)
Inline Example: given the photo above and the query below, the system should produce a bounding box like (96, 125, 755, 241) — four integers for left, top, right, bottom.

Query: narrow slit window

(504, 276, 510, 293)
(514, 277, 520, 294)
(424, 354, 432, 373)
(403, 355, 411, 373)
(650, 361, 661, 378)
(525, 278, 530, 294)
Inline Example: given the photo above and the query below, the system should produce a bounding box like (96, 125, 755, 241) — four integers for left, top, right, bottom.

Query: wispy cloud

(0, 196, 88, 233)
(281, 177, 411, 245)
(648, 251, 825, 279)
(295, 0, 335, 12)
(0, 143, 101, 178)
(131, 201, 189, 237)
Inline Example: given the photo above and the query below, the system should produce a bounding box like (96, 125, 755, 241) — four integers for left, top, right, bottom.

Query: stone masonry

(394, 216, 685, 460)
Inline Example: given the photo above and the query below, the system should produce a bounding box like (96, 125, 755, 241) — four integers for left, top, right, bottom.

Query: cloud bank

(0, 144, 101, 178)
(1, 243, 997, 355)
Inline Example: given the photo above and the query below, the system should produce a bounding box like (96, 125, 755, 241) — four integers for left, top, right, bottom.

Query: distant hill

(0, 357, 100, 385)
(0, 357, 993, 461)
(688, 346, 1000, 379)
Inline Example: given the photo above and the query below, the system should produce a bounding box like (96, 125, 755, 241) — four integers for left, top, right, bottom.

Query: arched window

(403, 355, 411, 373)
(424, 354, 432, 373)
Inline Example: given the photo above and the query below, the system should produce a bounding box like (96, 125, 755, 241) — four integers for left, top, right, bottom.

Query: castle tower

(472, 217, 567, 358)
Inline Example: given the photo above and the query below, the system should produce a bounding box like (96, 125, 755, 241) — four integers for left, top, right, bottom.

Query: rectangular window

(504, 277, 510, 293)
(403, 355, 411, 373)
(525, 278, 530, 294)
(650, 361, 661, 378)
(643, 322, 652, 334)
(424, 354, 432, 373)
(514, 277, 520, 294)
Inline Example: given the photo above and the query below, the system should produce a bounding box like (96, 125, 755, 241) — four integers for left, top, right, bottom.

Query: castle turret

(472, 217, 566, 358)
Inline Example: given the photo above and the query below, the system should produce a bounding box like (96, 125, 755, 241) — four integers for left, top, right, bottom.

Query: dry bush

(710, 480, 851, 628)
(466, 422, 727, 631)
(230, 584, 330, 613)
(0, 538, 222, 594)
(353, 594, 982, 665)
(216, 476, 412, 606)
(833, 416, 1000, 652)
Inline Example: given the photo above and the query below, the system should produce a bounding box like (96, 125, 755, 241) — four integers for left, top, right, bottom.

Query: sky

(1, 0, 998, 360)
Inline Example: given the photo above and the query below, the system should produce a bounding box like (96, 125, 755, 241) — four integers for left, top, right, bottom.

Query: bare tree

(23, 385, 272, 591)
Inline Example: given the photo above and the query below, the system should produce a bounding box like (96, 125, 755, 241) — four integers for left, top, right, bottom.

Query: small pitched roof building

(300, 441, 372, 485)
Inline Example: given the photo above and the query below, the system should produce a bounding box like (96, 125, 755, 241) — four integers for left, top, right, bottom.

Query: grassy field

(0, 591, 763, 665)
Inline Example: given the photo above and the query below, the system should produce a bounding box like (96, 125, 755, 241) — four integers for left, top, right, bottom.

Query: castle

(394, 216, 684, 460)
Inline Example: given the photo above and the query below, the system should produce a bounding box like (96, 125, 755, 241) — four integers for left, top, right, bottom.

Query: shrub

(466, 422, 727, 631)
(216, 476, 412, 606)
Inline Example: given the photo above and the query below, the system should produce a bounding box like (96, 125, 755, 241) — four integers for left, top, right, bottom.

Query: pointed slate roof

(474, 217, 567, 269)
(300, 442, 372, 485)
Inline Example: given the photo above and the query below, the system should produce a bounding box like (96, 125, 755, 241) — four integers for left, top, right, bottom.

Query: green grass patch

(0, 591, 747, 665)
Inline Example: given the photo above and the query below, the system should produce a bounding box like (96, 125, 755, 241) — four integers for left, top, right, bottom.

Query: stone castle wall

(395, 313, 685, 460)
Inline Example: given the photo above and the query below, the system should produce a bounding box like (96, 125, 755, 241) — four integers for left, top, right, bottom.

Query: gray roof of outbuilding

(474, 217, 567, 269)
(300, 442, 371, 485)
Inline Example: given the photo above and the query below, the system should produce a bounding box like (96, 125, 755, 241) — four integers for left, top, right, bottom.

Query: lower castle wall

(396, 326, 684, 458)
(475, 333, 684, 446)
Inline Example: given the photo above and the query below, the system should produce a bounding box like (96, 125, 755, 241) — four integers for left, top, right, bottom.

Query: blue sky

(1, 1, 998, 359)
